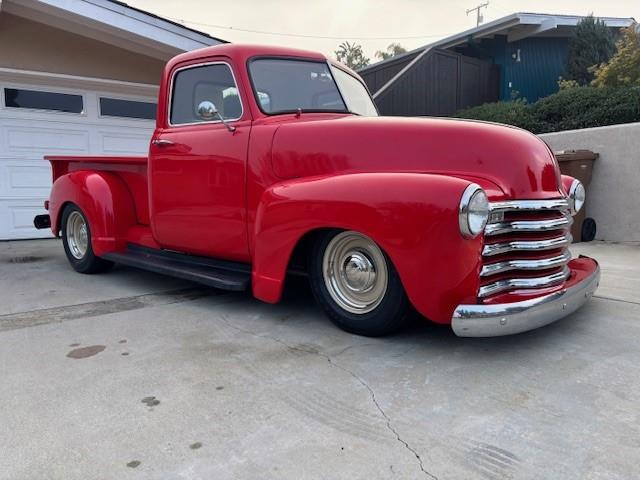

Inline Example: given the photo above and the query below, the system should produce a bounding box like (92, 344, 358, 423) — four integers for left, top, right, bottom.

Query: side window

(100, 97, 156, 120)
(4, 88, 83, 114)
(170, 63, 242, 125)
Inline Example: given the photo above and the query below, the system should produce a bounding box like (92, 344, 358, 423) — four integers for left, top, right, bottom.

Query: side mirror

(195, 100, 236, 133)
(197, 100, 217, 120)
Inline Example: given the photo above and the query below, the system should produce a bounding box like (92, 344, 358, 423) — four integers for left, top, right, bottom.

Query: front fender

(252, 172, 483, 323)
(49, 171, 136, 256)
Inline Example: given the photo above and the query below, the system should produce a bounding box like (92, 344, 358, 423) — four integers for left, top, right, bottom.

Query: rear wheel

(61, 204, 113, 274)
(309, 230, 409, 336)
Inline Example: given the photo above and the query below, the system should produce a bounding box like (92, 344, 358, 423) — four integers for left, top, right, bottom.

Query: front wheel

(61, 204, 113, 274)
(309, 230, 409, 337)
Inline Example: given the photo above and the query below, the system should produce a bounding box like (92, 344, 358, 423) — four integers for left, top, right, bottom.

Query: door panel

(148, 61, 250, 262)
(149, 122, 250, 261)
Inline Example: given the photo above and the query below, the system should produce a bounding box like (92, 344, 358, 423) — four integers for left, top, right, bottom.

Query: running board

(102, 244, 251, 291)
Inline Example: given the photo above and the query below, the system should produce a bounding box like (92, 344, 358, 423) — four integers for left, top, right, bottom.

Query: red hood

(270, 116, 563, 200)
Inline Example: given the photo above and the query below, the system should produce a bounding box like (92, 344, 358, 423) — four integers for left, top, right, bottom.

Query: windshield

(248, 58, 378, 116)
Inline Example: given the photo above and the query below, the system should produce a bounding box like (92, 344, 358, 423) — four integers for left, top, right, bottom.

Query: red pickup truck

(34, 44, 599, 337)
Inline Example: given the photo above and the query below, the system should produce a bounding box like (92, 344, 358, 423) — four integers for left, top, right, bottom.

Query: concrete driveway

(1, 239, 638, 480)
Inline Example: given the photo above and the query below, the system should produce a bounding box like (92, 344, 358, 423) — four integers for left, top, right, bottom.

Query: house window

(100, 97, 156, 120)
(170, 63, 242, 125)
(4, 88, 83, 113)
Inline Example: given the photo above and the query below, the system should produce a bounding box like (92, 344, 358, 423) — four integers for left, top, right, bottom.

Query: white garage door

(0, 74, 156, 239)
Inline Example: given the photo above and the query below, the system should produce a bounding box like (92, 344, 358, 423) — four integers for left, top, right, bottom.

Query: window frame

(166, 60, 244, 128)
(246, 55, 351, 116)
(98, 96, 157, 121)
(1, 86, 86, 116)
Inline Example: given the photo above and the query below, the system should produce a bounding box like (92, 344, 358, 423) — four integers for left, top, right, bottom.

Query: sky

(126, 0, 639, 62)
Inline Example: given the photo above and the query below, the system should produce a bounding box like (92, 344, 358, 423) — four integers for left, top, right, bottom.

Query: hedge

(454, 86, 640, 134)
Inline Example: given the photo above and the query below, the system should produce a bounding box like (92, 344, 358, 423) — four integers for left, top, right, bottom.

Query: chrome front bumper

(451, 262, 600, 337)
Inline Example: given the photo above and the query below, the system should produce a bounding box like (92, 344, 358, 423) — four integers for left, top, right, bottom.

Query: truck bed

(46, 155, 150, 225)
(46, 155, 147, 178)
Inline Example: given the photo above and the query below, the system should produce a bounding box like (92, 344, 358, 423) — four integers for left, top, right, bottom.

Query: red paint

(48, 169, 137, 256)
(44, 44, 598, 325)
(149, 120, 252, 262)
(253, 173, 482, 322)
(561, 174, 576, 196)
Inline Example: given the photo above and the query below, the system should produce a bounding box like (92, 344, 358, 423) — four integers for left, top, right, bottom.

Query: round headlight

(569, 180, 585, 215)
(459, 184, 489, 238)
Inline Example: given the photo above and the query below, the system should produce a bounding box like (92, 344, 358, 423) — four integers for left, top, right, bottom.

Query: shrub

(453, 99, 540, 132)
(557, 77, 580, 90)
(455, 86, 640, 134)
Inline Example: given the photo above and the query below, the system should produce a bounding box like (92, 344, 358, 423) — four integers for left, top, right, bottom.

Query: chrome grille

(479, 199, 572, 298)
(482, 233, 572, 257)
(484, 214, 572, 236)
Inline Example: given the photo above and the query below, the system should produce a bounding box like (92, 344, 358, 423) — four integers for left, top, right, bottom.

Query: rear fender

(252, 172, 483, 323)
(49, 171, 136, 256)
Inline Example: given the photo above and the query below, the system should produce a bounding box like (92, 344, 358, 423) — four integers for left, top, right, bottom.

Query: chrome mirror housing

(195, 100, 236, 132)
(197, 100, 217, 120)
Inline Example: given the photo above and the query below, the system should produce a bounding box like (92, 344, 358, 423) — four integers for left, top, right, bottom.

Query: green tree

(334, 41, 370, 70)
(375, 43, 408, 61)
(593, 25, 640, 87)
(566, 15, 616, 85)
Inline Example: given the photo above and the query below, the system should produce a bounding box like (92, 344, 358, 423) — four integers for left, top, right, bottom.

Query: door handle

(152, 139, 175, 147)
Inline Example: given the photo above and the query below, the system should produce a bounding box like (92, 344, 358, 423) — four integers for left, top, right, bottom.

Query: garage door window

(4, 88, 83, 114)
(100, 97, 156, 120)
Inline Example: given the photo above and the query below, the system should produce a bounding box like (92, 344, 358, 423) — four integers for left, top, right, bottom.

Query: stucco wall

(540, 122, 640, 243)
(0, 13, 166, 84)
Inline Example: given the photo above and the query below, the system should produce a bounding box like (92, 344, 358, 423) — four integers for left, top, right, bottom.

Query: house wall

(540, 122, 640, 243)
(372, 49, 499, 117)
(358, 52, 420, 94)
(0, 13, 166, 84)
(456, 35, 569, 103)
(363, 34, 572, 113)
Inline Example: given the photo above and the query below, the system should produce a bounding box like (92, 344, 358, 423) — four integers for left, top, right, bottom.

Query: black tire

(61, 204, 114, 274)
(581, 217, 597, 242)
(308, 230, 409, 337)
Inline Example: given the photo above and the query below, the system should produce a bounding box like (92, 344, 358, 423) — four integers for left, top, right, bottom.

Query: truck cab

(36, 44, 600, 338)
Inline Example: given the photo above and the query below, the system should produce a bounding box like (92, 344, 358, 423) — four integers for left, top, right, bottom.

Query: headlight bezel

(459, 183, 489, 239)
(568, 179, 585, 215)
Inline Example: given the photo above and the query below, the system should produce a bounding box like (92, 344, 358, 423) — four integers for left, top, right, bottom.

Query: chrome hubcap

(343, 253, 376, 292)
(323, 231, 388, 314)
(66, 211, 88, 260)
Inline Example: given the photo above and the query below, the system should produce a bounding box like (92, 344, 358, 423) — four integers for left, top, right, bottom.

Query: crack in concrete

(593, 294, 640, 306)
(329, 357, 438, 480)
(331, 342, 378, 358)
(218, 315, 438, 480)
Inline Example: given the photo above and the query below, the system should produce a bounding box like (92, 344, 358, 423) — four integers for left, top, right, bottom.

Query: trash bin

(554, 150, 599, 242)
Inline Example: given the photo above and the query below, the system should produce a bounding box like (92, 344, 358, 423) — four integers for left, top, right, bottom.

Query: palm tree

(375, 43, 408, 61)
(334, 41, 370, 70)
